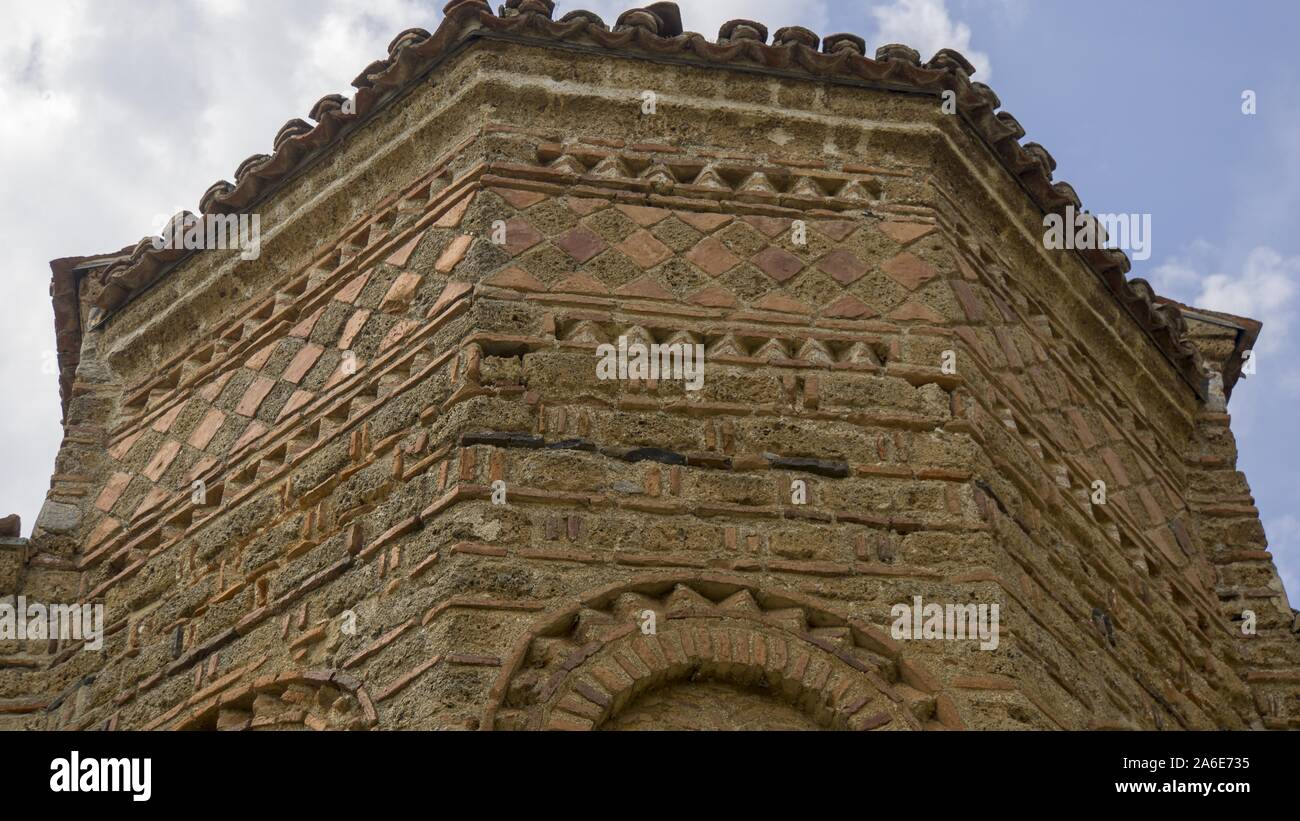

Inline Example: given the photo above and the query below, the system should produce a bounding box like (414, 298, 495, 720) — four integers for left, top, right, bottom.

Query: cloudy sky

(1, 0, 1296, 601)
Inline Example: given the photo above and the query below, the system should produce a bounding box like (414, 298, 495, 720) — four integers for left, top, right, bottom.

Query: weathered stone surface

(7, 3, 1294, 734)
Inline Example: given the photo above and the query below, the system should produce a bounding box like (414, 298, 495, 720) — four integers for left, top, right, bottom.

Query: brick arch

(173, 669, 378, 731)
(484, 573, 964, 731)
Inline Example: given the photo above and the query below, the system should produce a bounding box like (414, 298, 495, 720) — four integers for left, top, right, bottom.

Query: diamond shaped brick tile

(485, 266, 547, 292)
(436, 235, 473, 272)
(815, 219, 857, 242)
(616, 204, 671, 227)
(618, 229, 672, 269)
(823, 294, 877, 319)
(752, 247, 804, 283)
(689, 284, 737, 307)
(817, 250, 868, 285)
(743, 215, 793, 238)
(675, 211, 732, 233)
(879, 221, 936, 245)
(686, 237, 742, 276)
(881, 252, 939, 290)
(494, 187, 546, 209)
(502, 219, 543, 256)
(554, 226, 607, 263)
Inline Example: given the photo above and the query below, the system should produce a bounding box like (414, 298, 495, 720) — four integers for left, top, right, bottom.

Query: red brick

(276, 389, 314, 422)
(879, 221, 936, 244)
(231, 421, 267, 454)
(742, 215, 793, 238)
(485, 266, 546, 292)
(143, 440, 182, 482)
(434, 195, 472, 228)
(552, 273, 608, 294)
(282, 344, 324, 384)
(243, 342, 278, 371)
(751, 247, 804, 283)
(617, 229, 672, 269)
(688, 284, 737, 308)
(379, 271, 422, 312)
(337, 309, 370, 350)
(236, 376, 276, 417)
(554, 226, 606, 263)
(493, 187, 546, 210)
(615, 204, 670, 226)
(615, 276, 673, 300)
(824, 294, 876, 319)
(950, 280, 985, 322)
(289, 305, 325, 339)
(567, 196, 608, 216)
(188, 409, 226, 450)
(817, 250, 868, 285)
(815, 219, 858, 241)
(881, 252, 939, 290)
(96, 472, 133, 513)
(151, 400, 188, 434)
(334, 269, 371, 303)
(674, 211, 732, 233)
(384, 232, 424, 267)
(436, 234, 473, 272)
(887, 302, 944, 322)
(753, 293, 812, 314)
(686, 237, 741, 276)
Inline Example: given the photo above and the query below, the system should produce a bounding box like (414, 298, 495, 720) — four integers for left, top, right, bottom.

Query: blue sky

(1, 0, 1295, 601)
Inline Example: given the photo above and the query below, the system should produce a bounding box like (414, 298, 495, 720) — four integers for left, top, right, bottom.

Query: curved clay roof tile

(273, 118, 315, 151)
(643, 2, 683, 35)
(506, 0, 557, 16)
(994, 110, 1026, 141)
(234, 153, 272, 183)
(308, 93, 349, 122)
(1021, 142, 1057, 178)
(773, 26, 819, 50)
(1100, 248, 1132, 277)
(926, 48, 976, 76)
(967, 81, 1000, 111)
(387, 27, 432, 56)
(352, 58, 392, 89)
(823, 33, 865, 56)
(199, 181, 236, 215)
(558, 10, 606, 28)
(875, 43, 921, 65)
(444, 0, 491, 15)
(718, 20, 768, 44)
(615, 8, 661, 34)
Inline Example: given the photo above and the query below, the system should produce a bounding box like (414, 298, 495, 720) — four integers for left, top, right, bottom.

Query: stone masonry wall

(3, 20, 1296, 730)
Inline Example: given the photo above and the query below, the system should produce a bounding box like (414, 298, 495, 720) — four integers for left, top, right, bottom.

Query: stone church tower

(3, 0, 1297, 730)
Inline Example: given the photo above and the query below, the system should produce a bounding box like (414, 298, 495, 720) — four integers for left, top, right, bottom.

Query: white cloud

(869, 0, 991, 79)
(1194, 247, 1299, 355)
(0, 1, 430, 536)
(1151, 243, 1299, 356)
